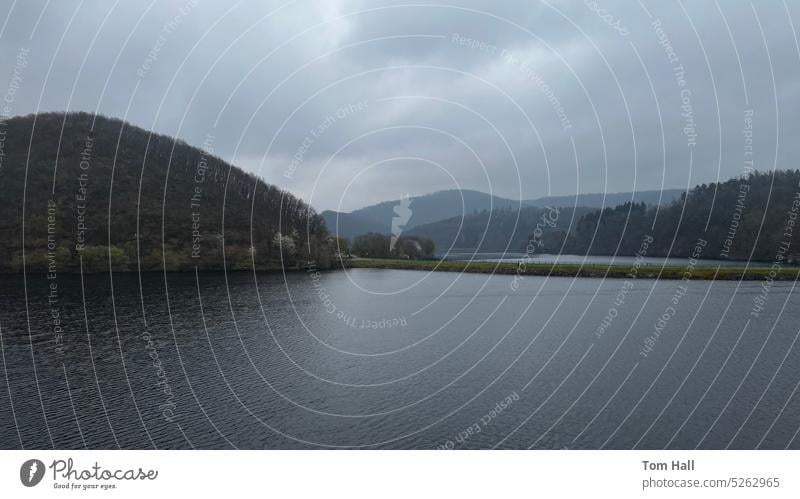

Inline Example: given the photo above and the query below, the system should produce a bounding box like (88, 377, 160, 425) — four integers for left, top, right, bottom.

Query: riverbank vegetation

(348, 258, 800, 281)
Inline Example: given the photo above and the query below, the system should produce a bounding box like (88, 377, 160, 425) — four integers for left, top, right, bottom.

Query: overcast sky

(1, 0, 798, 211)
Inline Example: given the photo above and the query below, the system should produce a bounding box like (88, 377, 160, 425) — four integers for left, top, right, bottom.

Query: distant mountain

(322, 189, 521, 239)
(0, 112, 333, 272)
(406, 206, 595, 253)
(323, 188, 685, 240)
(407, 178, 800, 258)
(524, 189, 685, 208)
(416, 173, 800, 260)
(321, 211, 387, 241)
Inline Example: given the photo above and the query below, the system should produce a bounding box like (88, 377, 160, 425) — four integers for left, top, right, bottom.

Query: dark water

(1, 268, 799, 449)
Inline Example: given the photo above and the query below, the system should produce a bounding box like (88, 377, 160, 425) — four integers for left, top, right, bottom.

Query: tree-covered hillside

(0, 112, 335, 273)
(322, 189, 523, 240)
(406, 206, 594, 253)
(563, 170, 800, 262)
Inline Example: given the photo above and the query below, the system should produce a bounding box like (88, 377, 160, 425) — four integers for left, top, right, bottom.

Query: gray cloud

(2, 0, 799, 211)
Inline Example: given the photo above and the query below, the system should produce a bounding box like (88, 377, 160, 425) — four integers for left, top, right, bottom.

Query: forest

(2, 111, 794, 272)
(406, 205, 594, 254)
(0, 112, 336, 273)
(561, 170, 800, 262)
(404, 171, 800, 264)
(351, 233, 435, 259)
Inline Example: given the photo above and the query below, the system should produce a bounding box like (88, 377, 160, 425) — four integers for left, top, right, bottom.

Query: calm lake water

(1, 269, 799, 449)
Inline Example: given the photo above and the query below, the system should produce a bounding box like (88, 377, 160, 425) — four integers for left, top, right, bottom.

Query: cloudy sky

(0, 0, 798, 211)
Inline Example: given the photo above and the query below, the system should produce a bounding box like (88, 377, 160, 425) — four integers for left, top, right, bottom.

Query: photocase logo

(20, 459, 45, 487)
(390, 193, 413, 251)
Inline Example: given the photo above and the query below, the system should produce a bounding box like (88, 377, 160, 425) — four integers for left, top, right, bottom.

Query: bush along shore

(347, 258, 800, 281)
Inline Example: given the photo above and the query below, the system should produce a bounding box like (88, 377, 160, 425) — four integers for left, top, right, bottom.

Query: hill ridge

(0, 111, 334, 272)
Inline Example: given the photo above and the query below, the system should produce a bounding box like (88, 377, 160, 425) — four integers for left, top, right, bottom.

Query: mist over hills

(321, 189, 520, 240)
(322, 188, 685, 241)
(405, 206, 595, 254)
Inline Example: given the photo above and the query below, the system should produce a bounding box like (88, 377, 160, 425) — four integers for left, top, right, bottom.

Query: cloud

(2, 0, 799, 211)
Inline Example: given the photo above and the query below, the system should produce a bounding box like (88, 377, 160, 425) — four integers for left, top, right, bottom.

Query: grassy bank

(347, 258, 800, 281)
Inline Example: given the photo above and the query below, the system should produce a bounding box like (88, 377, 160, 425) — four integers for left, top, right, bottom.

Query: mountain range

(11, 111, 773, 270)
(322, 188, 685, 240)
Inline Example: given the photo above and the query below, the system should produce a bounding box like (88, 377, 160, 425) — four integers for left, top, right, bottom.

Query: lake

(1, 269, 799, 449)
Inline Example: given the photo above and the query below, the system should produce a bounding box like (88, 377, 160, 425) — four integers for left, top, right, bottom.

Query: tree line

(560, 170, 800, 262)
(350, 233, 435, 259)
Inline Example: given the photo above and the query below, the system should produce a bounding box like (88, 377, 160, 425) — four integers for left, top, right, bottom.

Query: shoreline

(4, 259, 799, 281)
(347, 258, 800, 281)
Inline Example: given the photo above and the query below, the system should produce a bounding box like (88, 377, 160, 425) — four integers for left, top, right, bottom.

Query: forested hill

(406, 206, 595, 253)
(563, 170, 800, 261)
(322, 189, 521, 240)
(0, 112, 333, 273)
(322, 188, 684, 241)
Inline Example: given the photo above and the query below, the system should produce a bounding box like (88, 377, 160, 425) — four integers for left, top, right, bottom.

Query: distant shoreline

(347, 258, 800, 281)
(4, 259, 798, 281)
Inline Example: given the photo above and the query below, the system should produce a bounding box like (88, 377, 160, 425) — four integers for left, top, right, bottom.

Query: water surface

(1, 269, 798, 449)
